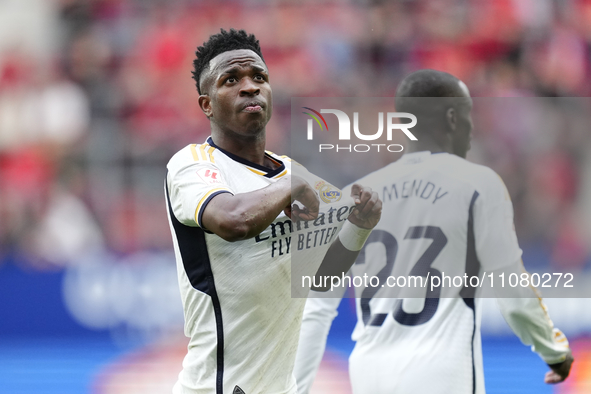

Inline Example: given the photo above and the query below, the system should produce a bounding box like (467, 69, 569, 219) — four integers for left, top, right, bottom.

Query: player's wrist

(547, 349, 573, 368)
(290, 175, 308, 199)
(274, 175, 294, 206)
(339, 220, 372, 251)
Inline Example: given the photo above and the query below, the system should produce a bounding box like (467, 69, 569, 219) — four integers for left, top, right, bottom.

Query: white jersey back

(166, 137, 353, 394)
(344, 151, 522, 394)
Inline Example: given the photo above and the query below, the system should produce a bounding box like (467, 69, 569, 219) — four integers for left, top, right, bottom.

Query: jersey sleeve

(473, 170, 522, 271)
(294, 287, 345, 394)
(476, 170, 570, 364)
(494, 264, 570, 365)
(167, 161, 234, 228)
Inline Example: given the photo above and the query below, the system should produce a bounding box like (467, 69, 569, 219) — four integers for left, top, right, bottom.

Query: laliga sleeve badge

(314, 180, 342, 203)
(196, 168, 223, 185)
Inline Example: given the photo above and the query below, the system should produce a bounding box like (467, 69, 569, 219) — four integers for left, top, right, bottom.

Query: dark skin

(196, 49, 381, 242)
(198, 49, 272, 166)
(546, 350, 573, 384)
(406, 78, 572, 383)
(406, 80, 474, 158)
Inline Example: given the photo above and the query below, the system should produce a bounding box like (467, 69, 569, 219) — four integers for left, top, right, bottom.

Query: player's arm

(474, 170, 572, 383)
(202, 175, 319, 242)
(294, 287, 346, 394)
(312, 184, 381, 291)
(494, 267, 573, 383)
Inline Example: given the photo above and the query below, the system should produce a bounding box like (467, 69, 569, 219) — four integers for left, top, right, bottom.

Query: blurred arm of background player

(295, 287, 345, 394)
(493, 263, 574, 383)
(201, 175, 319, 242)
(473, 173, 573, 384)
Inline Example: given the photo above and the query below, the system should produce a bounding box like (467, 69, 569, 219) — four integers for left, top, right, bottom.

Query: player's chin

(240, 116, 269, 134)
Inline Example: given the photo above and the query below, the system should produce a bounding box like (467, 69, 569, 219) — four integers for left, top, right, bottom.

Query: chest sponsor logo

(255, 203, 355, 257)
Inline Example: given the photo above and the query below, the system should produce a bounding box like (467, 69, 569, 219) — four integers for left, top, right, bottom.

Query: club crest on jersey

(196, 168, 223, 185)
(314, 180, 342, 203)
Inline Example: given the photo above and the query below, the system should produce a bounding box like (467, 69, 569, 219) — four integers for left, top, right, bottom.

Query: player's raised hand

(287, 175, 320, 221)
(545, 350, 574, 384)
(348, 184, 381, 229)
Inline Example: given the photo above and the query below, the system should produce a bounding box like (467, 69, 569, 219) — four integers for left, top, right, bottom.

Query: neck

(406, 134, 451, 155)
(210, 128, 267, 166)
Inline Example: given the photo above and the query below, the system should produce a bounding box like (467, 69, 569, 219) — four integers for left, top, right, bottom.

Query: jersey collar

(206, 136, 286, 178)
(397, 151, 432, 164)
(399, 150, 449, 163)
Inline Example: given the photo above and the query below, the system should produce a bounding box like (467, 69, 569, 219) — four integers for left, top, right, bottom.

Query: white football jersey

(166, 137, 353, 394)
(295, 151, 569, 394)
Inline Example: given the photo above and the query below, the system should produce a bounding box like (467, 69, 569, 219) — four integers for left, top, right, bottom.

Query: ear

(446, 107, 456, 132)
(199, 95, 213, 118)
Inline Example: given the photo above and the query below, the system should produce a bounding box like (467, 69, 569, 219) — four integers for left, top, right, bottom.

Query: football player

(165, 29, 382, 394)
(295, 69, 573, 393)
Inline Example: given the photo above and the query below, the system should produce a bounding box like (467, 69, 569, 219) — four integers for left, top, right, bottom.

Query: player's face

(200, 49, 273, 138)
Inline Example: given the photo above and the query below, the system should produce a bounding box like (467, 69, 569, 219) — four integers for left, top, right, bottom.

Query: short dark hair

(396, 69, 463, 99)
(395, 69, 467, 122)
(192, 28, 265, 94)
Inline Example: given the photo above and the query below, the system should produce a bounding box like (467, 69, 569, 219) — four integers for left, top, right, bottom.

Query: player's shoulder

(345, 151, 427, 189)
(436, 154, 509, 201)
(167, 141, 220, 172)
(437, 153, 496, 178)
(348, 152, 508, 200)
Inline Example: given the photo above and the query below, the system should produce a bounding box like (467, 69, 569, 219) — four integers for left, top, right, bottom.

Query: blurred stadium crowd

(1, 0, 591, 274)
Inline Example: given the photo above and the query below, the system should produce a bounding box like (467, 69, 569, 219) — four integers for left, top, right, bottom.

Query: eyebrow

(251, 65, 267, 73)
(218, 64, 267, 78)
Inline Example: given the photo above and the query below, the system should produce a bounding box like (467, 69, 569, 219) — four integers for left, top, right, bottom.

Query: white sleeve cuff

(339, 220, 372, 251)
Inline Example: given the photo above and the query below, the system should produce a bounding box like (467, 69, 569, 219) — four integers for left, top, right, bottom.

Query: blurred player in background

(295, 69, 573, 393)
(165, 29, 381, 394)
